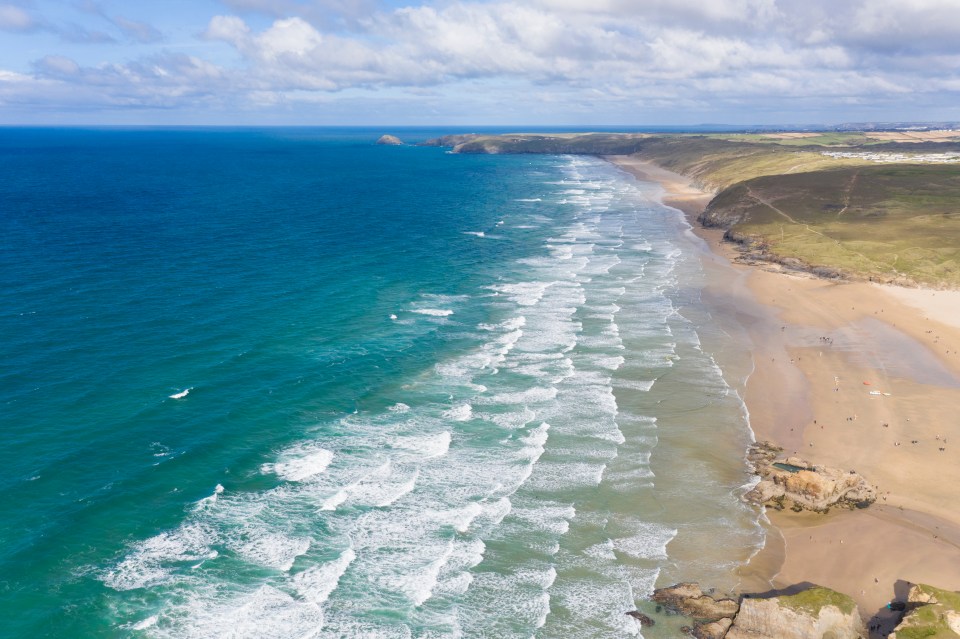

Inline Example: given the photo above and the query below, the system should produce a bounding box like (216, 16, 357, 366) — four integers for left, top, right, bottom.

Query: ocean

(0, 128, 763, 638)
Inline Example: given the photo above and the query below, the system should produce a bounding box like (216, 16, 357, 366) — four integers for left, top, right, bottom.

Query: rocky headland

(745, 441, 876, 513)
(637, 581, 960, 638)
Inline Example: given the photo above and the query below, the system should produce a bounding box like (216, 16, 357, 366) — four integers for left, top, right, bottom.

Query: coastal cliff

(645, 583, 867, 639)
(423, 132, 960, 288)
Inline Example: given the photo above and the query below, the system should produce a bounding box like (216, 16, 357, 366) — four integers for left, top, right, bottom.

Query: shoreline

(607, 155, 960, 631)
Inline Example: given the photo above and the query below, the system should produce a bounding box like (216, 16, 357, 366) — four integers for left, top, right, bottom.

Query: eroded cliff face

(726, 588, 866, 639)
(890, 584, 960, 638)
(644, 583, 866, 639)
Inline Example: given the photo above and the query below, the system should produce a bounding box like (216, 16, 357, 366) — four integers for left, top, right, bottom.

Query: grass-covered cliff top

(777, 586, 858, 617)
(895, 584, 960, 639)
(422, 132, 960, 287)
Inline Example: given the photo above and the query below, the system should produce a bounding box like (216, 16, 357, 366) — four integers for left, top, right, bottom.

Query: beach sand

(608, 156, 960, 632)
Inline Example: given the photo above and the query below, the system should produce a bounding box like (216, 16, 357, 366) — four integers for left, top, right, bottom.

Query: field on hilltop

(424, 131, 960, 287)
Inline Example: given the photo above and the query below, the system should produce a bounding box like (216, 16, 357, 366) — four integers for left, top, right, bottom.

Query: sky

(1, 0, 959, 126)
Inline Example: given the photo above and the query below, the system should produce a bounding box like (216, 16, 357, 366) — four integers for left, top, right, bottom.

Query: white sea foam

(484, 386, 558, 405)
(612, 522, 677, 560)
(442, 403, 473, 421)
(394, 431, 451, 458)
(463, 231, 485, 237)
(411, 308, 454, 317)
(130, 616, 158, 631)
(485, 406, 536, 429)
(104, 522, 217, 591)
(515, 197, 542, 202)
(387, 402, 410, 413)
(381, 541, 454, 607)
(478, 315, 526, 332)
(488, 281, 554, 306)
(438, 502, 484, 533)
(169, 388, 191, 399)
(292, 548, 356, 606)
(153, 585, 325, 639)
(584, 539, 617, 561)
(230, 530, 311, 571)
(261, 447, 333, 482)
(194, 484, 225, 510)
(372, 469, 420, 507)
(612, 379, 656, 392)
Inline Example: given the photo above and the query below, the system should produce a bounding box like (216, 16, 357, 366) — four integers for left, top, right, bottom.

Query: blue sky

(1, 0, 959, 125)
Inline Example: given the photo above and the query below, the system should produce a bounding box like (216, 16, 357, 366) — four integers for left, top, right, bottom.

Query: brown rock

(652, 583, 739, 621)
(694, 616, 733, 639)
(375, 134, 404, 146)
(625, 610, 655, 627)
(744, 443, 876, 512)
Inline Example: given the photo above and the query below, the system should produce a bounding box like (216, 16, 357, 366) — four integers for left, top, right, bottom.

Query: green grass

(424, 132, 960, 287)
(895, 584, 960, 639)
(704, 165, 960, 286)
(778, 586, 857, 616)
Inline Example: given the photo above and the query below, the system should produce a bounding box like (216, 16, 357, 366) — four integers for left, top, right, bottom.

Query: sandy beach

(609, 155, 960, 634)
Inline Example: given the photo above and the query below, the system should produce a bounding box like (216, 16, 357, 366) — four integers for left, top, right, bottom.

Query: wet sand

(608, 156, 960, 630)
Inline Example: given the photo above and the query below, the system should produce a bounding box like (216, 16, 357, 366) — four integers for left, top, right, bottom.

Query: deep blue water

(0, 128, 760, 638)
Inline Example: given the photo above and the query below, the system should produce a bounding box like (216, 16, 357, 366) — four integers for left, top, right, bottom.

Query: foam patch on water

(292, 548, 356, 605)
(442, 404, 473, 421)
(393, 432, 451, 458)
(382, 541, 454, 607)
(412, 308, 454, 317)
(104, 522, 217, 591)
(148, 585, 326, 639)
(261, 446, 333, 482)
(484, 386, 558, 405)
(549, 578, 640, 637)
(484, 406, 536, 429)
(488, 281, 555, 306)
(612, 379, 656, 392)
(612, 522, 676, 561)
(194, 484, 225, 510)
(228, 529, 311, 571)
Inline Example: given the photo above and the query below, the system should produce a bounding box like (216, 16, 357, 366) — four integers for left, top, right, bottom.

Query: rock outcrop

(745, 441, 876, 512)
(652, 583, 740, 621)
(890, 583, 960, 638)
(647, 583, 866, 638)
(376, 134, 404, 145)
(651, 583, 739, 638)
(726, 587, 866, 639)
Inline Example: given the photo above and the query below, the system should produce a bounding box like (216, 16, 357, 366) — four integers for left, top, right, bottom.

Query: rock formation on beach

(376, 134, 404, 145)
(650, 582, 739, 638)
(644, 582, 867, 639)
(890, 583, 960, 638)
(745, 441, 876, 512)
(727, 587, 866, 639)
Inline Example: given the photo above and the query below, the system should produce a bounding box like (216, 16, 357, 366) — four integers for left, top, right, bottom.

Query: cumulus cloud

(111, 15, 162, 43)
(0, 3, 36, 31)
(5, 0, 960, 121)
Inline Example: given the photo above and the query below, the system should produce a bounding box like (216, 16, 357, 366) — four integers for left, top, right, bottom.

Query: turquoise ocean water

(0, 128, 762, 638)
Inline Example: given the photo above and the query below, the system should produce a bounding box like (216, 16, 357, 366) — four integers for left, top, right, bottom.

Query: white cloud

(0, 3, 35, 31)
(7, 0, 960, 122)
(112, 15, 162, 43)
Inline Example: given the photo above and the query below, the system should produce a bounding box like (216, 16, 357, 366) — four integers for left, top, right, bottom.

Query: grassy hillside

(422, 132, 960, 287)
(703, 164, 960, 286)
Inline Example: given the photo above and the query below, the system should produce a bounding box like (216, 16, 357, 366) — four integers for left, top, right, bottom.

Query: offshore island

(418, 129, 960, 638)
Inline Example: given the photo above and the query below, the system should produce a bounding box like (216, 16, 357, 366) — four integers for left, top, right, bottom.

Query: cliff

(890, 584, 960, 638)
(645, 583, 866, 639)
